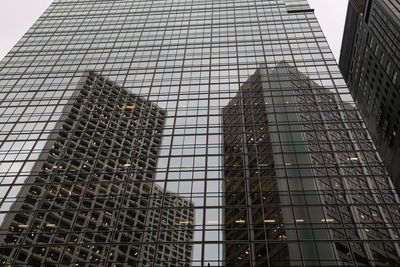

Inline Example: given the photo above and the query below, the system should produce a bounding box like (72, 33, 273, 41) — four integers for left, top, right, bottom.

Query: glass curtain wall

(0, 0, 399, 266)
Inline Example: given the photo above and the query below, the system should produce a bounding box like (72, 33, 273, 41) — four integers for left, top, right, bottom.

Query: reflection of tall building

(0, 72, 194, 266)
(223, 71, 289, 266)
(339, 0, 400, 190)
(223, 63, 400, 266)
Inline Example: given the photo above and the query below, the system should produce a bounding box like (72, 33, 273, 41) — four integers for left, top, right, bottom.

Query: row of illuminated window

(0, 157, 387, 172)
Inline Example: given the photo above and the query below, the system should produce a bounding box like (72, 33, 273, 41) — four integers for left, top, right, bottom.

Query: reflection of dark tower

(222, 71, 289, 266)
(223, 64, 400, 266)
(0, 72, 194, 266)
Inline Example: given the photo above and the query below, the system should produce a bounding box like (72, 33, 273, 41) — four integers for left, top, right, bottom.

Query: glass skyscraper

(0, 0, 399, 266)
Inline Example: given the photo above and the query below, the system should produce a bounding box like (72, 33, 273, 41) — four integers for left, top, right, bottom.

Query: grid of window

(0, 0, 399, 266)
(0, 72, 194, 266)
(342, 0, 400, 191)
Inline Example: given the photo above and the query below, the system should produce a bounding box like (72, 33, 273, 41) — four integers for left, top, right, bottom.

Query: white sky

(0, 0, 348, 61)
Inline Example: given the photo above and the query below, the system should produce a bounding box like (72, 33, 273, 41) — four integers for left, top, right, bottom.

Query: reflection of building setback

(223, 63, 400, 266)
(0, 72, 194, 266)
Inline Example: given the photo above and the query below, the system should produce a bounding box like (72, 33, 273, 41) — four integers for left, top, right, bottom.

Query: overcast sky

(0, 0, 348, 61)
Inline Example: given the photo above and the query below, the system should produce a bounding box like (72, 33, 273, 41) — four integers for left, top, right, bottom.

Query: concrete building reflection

(0, 72, 194, 266)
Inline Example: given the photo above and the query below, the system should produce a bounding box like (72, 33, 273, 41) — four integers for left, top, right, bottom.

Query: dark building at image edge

(339, 0, 400, 190)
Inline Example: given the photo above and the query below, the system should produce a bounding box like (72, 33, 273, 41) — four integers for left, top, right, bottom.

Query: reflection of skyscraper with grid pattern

(223, 63, 400, 266)
(0, 72, 194, 266)
(223, 71, 290, 266)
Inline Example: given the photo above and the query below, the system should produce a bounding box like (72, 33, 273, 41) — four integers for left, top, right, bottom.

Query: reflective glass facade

(0, 0, 399, 266)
